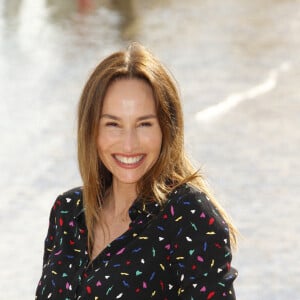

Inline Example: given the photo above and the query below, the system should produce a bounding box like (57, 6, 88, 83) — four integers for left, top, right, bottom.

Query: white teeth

(115, 155, 143, 164)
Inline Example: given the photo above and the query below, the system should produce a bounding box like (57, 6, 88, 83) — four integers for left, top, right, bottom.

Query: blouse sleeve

(41, 196, 60, 266)
(166, 187, 237, 299)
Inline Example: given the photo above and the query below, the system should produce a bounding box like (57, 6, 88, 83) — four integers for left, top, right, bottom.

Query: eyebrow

(100, 114, 157, 121)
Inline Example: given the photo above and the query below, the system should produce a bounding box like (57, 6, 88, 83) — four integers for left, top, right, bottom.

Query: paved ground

(0, 1, 299, 299)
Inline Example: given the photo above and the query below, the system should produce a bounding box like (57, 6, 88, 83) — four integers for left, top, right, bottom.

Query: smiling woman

(35, 42, 238, 299)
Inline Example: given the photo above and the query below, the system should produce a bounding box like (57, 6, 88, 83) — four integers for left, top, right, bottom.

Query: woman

(36, 43, 238, 299)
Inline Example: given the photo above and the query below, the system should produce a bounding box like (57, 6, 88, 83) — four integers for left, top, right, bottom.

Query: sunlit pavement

(0, 1, 299, 299)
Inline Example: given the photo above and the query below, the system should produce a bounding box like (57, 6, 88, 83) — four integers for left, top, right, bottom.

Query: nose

(122, 128, 139, 153)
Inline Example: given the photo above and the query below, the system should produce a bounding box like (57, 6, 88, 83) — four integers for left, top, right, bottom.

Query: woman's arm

(166, 186, 237, 299)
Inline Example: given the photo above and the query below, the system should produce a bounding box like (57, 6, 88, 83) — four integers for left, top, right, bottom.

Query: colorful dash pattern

(35, 184, 237, 299)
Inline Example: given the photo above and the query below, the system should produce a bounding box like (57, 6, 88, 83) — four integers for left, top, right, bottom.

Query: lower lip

(113, 155, 145, 169)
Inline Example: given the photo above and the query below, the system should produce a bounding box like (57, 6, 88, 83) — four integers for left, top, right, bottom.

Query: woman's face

(97, 78, 162, 189)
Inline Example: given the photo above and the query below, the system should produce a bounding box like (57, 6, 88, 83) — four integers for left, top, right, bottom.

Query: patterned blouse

(35, 184, 237, 299)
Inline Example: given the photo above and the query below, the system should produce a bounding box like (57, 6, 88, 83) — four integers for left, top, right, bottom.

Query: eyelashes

(105, 122, 119, 127)
(104, 122, 153, 128)
(138, 122, 152, 127)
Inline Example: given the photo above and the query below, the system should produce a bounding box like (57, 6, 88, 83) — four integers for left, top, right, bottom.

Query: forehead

(102, 78, 156, 115)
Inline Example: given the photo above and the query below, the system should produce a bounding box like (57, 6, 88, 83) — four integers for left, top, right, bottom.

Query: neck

(104, 182, 137, 218)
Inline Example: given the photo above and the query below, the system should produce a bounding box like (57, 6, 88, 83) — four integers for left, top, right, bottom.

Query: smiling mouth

(114, 154, 145, 165)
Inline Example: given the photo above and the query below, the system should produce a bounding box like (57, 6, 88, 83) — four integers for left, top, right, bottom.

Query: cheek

(96, 133, 110, 157)
(97, 130, 115, 148)
(145, 131, 162, 155)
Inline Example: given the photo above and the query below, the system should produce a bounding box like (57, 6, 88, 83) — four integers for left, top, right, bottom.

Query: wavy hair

(77, 43, 237, 255)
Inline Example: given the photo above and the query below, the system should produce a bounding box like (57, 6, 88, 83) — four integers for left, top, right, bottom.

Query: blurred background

(0, 0, 299, 299)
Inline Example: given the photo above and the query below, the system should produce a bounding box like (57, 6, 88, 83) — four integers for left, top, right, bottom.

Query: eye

(139, 122, 152, 127)
(105, 122, 119, 127)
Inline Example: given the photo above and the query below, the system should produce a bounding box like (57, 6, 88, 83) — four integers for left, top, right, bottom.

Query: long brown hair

(77, 43, 237, 255)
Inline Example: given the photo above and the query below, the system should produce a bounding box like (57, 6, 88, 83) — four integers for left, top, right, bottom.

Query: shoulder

(164, 184, 229, 235)
(50, 186, 84, 218)
(60, 186, 83, 200)
(167, 183, 215, 215)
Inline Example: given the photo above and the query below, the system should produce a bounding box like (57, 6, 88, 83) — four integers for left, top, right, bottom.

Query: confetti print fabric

(35, 184, 237, 299)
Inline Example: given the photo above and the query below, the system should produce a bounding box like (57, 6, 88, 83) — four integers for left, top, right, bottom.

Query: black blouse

(35, 184, 237, 299)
